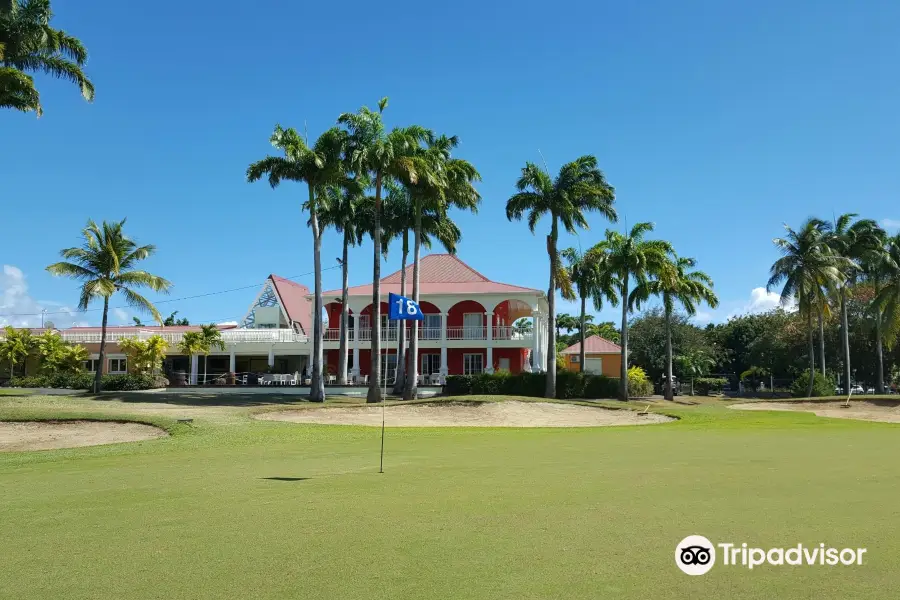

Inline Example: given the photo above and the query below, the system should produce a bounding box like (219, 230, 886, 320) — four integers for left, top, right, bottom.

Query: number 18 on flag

(388, 292, 424, 321)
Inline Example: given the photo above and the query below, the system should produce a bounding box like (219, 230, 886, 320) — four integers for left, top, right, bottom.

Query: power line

(0, 265, 341, 318)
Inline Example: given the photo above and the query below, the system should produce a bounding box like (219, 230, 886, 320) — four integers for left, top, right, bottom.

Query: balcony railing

(324, 328, 356, 342)
(59, 328, 308, 345)
(446, 326, 486, 340)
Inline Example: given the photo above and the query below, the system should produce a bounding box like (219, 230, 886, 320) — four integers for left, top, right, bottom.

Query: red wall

(330, 347, 528, 376)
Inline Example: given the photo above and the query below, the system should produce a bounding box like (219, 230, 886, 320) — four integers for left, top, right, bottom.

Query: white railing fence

(59, 328, 308, 345)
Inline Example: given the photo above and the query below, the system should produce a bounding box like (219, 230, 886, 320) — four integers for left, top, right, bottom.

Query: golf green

(1, 393, 898, 599)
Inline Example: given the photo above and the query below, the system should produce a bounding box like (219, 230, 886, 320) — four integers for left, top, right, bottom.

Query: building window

(82, 359, 99, 372)
(109, 358, 127, 373)
(423, 314, 441, 339)
(421, 353, 441, 376)
(463, 353, 483, 375)
(463, 313, 483, 339)
(571, 355, 580, 363)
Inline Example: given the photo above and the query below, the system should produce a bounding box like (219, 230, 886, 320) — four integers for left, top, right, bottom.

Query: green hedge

(445, 371, 622, 399)
(694, 377, 728, 395)
(9, 373, 167, 391)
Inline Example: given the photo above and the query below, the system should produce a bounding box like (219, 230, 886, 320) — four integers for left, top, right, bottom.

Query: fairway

(1, 393, 899, 599)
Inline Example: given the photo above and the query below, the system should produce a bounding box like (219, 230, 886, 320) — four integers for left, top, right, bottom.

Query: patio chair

(328, 375, 336, 385)
(261, 374, 274, 386)
(239, 374, 248, 385)
(287, 373, 298, 386)
(430, 373, 441, 385)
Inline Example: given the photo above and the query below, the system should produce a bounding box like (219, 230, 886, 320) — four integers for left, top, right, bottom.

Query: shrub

(46, 372, 94, 390)
(443, 371, 619, 399)
(790, 370, 834, 398)
(627, 366, 653, 398)
(9, 375, 50, 388)
(555, 370, 585, 399)
(445, 375, 472, 395)
(583, 375, 618, 399)
(100, 373, 168, 391)
(695, 377, 728, 395)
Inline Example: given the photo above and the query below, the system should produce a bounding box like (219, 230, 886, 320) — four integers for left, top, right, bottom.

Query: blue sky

(2, 0, 899, 329)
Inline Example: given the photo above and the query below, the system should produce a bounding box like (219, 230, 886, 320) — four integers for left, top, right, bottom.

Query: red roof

(323, 254, 542, 297)
(270, 275, 312, 334)
(560, 335, 621, 354)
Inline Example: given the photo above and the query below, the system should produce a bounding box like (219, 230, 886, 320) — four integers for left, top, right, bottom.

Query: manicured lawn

(1, 392, 899, 599)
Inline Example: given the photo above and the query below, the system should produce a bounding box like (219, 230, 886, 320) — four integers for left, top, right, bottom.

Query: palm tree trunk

(393, 230, 409, 395)
(876, 304, 885, 395)
(578, 295, 586, 374)
(619, 275, 629, 400)
(94, 296, 109, 393)
(338, 230, 350, 385)
(203, 355, 208, 386)
(665, 304, 673, 401)
(309, 189, 325, 403)
(807, 309, 815, 398)
(404, 205, 423, 400)
(367, 172, 383, 403)
(818, 310, 826, 377)
(545, 220, 559, 399)
(841, 288, 851, 394)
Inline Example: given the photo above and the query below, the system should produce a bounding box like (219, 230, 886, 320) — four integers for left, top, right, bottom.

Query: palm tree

(198, 324, 225, 385)
(0, 325, 30, 378)
(554, 313, 579, 337)
(506, 155, 616, 398)
(825, 214, 885, 393)
(633, 255, 719, 400)
(381, 180, 463, 396)
(178, 331, 204, 384)
(586, 321, 619, 343)
(318, 178, 367, 385)
(864, 234, 896, 393)
(338, 97, 430, 403)
(247, 125, 345, 402)
(561, 245, 619, 373)
(404, 135, 481, 400)
(675, 349, 715, 396)
(512, 318, 533, 337)
(767, 218, 845, 397)
(602, 223, 673, 400)
(46, 219, 171, 393)
(872, 234, 900, 391)
(0, 0, 93, 117)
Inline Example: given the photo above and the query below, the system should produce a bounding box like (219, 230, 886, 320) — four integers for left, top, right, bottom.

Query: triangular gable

(240, 277, 294, 331)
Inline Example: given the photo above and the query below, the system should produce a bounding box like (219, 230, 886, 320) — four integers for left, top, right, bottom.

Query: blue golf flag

(388, 292, 425, 321)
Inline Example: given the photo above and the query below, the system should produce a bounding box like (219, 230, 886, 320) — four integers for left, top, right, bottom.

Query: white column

(268, 346, 275, 368)
(485, 311, 494, 374)
(440, 312, 448, 375)
(532, 311, 541, 373)
(351, 314, 360, 378)
(229, 348, 236, 373)
(190, 354, 199, 385)
(541, 318, 548, 371)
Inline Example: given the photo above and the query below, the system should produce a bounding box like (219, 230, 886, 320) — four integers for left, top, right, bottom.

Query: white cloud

(881, 218, 900, 231)
(692, 311, 713, 324)
(216, 320, 238, 326)
(0, 265, 88, 328)
(113, 308, 130, 324)
(746, 287, 784, 312)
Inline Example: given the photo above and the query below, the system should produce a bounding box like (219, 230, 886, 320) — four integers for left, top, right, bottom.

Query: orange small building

(559, 335, 622, 378)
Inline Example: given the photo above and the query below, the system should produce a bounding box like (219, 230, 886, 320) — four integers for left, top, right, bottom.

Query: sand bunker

(731, 401, 900, 424)
(0, 420, 168, 452)
(257, 401, 673, 428)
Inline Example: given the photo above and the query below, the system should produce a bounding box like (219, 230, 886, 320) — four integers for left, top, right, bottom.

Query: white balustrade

(446, 326, 486, 340)
(59, 328, 308, 345)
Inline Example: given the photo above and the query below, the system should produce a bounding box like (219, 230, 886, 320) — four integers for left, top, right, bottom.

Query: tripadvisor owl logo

(675, 535, 868, 575)
(676, 535, 716, 575)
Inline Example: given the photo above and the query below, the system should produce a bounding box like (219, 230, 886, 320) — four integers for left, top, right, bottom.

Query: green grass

(1, 392, 899, 599)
